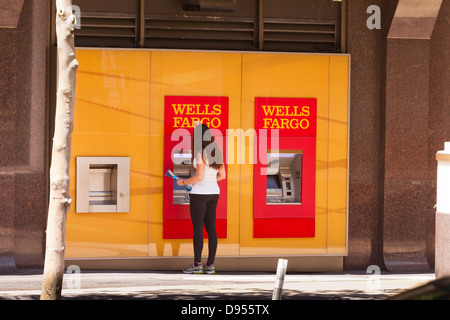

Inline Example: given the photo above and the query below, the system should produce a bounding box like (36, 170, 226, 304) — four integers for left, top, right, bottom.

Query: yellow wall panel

(66, 49, 349, 261)
(240, 54, 331, 255)
(327, 56, 350, 254)
(149, 51, 242, 257)
(66, 50, 151, 258)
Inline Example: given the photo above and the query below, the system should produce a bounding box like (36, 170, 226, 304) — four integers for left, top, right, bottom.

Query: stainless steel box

(76, 157, 130, 213)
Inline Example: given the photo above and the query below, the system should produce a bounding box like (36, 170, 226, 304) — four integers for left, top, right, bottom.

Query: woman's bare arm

(217, 165, 226, 181)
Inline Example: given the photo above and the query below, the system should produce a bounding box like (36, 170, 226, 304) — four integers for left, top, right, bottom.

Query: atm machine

(171, 152, 193, 205)
(163, 137, 228, 240)
(266, 152, 302, 205)
(163, 95, 228, 239)
(253, 97, 316, 238)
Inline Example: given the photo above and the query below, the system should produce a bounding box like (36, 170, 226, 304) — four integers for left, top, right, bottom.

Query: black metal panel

(74, 13, 138, 48)
(144, 15, 255, 50)
(72, 0, 341, 52)
(182, 0, 236, 12)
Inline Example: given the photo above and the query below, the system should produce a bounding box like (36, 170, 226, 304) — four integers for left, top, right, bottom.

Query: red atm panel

(253, 97, 316, 238)
(163, 96, 228, 239)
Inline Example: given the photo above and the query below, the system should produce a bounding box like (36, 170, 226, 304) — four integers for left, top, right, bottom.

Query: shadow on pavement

(0, 288, 396, 300)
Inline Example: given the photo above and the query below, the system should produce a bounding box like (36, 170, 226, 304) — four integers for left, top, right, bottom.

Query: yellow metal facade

(66, 49, 349, 260)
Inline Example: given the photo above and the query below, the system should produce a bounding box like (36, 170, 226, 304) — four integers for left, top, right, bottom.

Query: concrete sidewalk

(0, 270, 435, 300)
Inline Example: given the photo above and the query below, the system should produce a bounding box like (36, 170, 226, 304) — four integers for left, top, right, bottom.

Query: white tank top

(190, 152, 220, 195)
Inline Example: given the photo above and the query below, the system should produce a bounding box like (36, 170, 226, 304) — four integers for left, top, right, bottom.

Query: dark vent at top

(72, 0, 342, 53)
(74, 13, 138, 48)
(144, 15, 255, 50)
(263, 19, 338, 52)
(182, 0, 236, 12)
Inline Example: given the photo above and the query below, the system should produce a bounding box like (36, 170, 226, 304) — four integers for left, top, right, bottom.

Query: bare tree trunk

(41, 0, 78, 300)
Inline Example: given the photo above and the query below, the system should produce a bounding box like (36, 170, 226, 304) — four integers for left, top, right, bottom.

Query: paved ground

(0, 269, 436, 300)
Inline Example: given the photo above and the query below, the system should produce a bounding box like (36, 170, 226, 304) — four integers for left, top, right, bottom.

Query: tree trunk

(41, 0, 78, 300)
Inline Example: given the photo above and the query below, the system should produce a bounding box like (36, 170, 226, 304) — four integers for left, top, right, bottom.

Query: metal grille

(144, 15, 255, 50)
(263, 19, 338, 52)
(72, 0, 342, 53)
(74, 13, 138, 48)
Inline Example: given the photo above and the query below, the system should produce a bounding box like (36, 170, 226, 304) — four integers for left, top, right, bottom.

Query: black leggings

(189, 194, 219, 266)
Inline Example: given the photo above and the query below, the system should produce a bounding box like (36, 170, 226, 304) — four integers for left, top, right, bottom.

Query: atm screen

(267, 175, 281, 189)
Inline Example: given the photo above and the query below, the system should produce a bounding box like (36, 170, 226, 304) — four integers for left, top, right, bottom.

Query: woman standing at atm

(176, 123, 226, 274)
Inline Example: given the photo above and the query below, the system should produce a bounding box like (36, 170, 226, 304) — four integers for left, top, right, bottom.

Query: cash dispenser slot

(172, 151, 193, 205)
(266, 152, 302, 205)
(89, 165, 117, 206)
